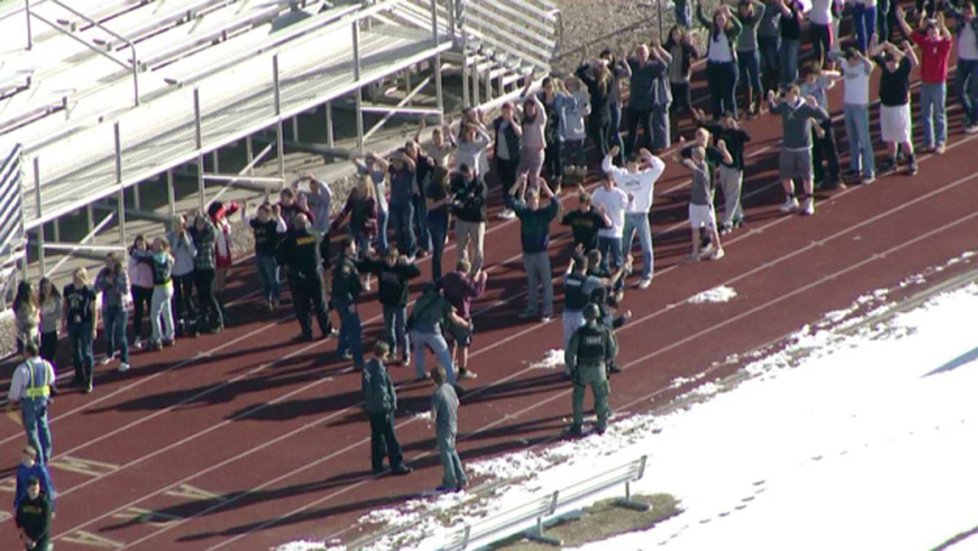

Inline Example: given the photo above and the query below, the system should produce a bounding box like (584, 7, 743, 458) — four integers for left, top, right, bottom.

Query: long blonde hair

(72, 266, 91, 287)
(357, 175, 377, 202)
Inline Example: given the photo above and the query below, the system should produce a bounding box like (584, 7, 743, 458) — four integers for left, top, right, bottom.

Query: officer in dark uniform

(565, 303, 617, 436)
(331, 237, 365, 367)
(277, 213, 332, 341)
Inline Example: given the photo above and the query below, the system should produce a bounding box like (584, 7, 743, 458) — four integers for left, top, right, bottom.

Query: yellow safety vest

(23, 360, 51, 399)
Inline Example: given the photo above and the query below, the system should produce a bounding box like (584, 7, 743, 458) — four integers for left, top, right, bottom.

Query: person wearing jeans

(492, 103, 523, 220)
(602, 146, 666, 288)
(188, 213, 224, 333)
(133, 237, 176, 350)
(623, 45, 667, 154)
(358, 247, 421, 365)
(835, 47, 876, 183)
(504, 175, 561, 321)
(852, 0, 878, 52)
(127, 236, 153, 348)
(450, 166, 487, 274)
(247, 203, 285, 311)
(408, 284, 470, 384)
(332, 239, 365, 368)
(7, 344, 56, 464)
(590, 175, 630, 271)
(778, 0, 803, 85)
(430, 366, 467, 492)
(757, 0, 782, 93)
(736, 0, 766, 116)
(900, 9, 954, 151)
(167, 217, 197, 336)
(95, 253, 131, 372)
(946, 0, 978, 133)
(426, 167, 451, 282)
(698, 3, 743, 119)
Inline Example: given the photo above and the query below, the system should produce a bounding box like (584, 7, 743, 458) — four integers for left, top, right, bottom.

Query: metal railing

(442, 455, 650, 550)
(23, 0, 141, 106)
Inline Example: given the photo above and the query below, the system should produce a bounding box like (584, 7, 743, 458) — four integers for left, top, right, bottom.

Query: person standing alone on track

(362, 341, 413, 476)
(430, 365, 467, 493)
(566, 303, 617, 436)
(15, 476, 51, 551)
(6, 343, 55, 464)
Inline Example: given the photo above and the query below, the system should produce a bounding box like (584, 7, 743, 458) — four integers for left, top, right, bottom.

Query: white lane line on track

(123, 140, 978, 550)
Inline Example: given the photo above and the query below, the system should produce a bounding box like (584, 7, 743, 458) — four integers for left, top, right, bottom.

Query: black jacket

(357, 258, 422, 306)
(450, 173, 488, 223)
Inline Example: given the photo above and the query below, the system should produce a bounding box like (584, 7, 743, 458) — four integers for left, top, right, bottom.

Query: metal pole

(461, 27, 469, 107)
(435, 52, 444, 126)
(273, 54, 285, 178)
(352, 21, 364, 152)
(33, 157, 45, 278)
(86, 204, 94, 234)
(25, 0, 33, 50)
(245, 135, 254, 174)
(166, 171, 176, 221)
(52, 219, 59, 242)
(133, 181, 141, 209)
(212, 150, 220, 173)
(325, 102, 334, 147)
(114, 122, 127, 248)
(194, 87, 205, 212)
(291, 115, 299, 142)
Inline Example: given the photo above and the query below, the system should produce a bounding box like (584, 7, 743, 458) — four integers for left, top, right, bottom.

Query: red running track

(1, 46, 978, 551)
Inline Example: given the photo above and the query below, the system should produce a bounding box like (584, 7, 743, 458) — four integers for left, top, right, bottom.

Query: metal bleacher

(0, 0, 452, 233)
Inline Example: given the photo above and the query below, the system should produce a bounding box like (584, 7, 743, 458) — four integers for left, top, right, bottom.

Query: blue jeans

(779, 39, 800, 86)
(597, 236, 623, 271)
(844, 103, 875, 178)
(622, 213, 653, 279)
(374, 208, 389, 253)
(437, 432, 467, 488)
(336, 302, 364, 367)
(957, 58, 978, 127)
(102, 305, 129, 364)
(608, 102, 624, 164)
(20, 400, 52, 464)
(428, 211, 449, 282)
(383, 304, 410, 359)
(67, 321, 94, 383)
(255, 252, 280, 302)
(413, 195, 431, 252)
(675, 0, 692, 27)
(852, 4, 877, 53)
(738, 49, 762, 100)
(920, 82, 947, 148)
(389, 203, 417, 256)
(411, 330, 455, 382)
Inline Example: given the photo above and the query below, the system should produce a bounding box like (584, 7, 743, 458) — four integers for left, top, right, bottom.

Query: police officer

(6, 343, 55, 465)
(565, 303, 617, 436)
(277, 213, 333, 342)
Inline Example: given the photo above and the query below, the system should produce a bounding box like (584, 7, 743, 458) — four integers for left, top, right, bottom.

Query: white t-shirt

(601, 155, 666, 214)
(591, 185, 630, 238)
(809, 0, 833, 25)
(842, 58, 872, 105)
(960, 25, 978, 61)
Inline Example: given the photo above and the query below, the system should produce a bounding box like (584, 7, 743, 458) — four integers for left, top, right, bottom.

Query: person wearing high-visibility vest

(6, 342, 55, 465)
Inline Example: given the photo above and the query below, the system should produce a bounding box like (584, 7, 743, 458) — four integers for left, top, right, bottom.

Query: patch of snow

(527, 349, 564, 370)
(688, 285, 738, 304)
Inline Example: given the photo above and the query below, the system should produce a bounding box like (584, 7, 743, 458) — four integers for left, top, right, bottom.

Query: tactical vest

(576, 324, 607, 365)
(564, 272, 590, 312)
(23, 359, 51, 402)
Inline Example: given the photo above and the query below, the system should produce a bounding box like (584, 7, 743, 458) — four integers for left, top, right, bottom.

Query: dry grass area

(493, 493, 682, 550)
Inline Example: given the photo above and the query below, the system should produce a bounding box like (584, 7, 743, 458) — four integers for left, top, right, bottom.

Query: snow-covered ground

(278, 259, 978, 551)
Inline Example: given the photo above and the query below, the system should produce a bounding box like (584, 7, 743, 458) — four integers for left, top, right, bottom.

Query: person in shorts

(871, 40, 919, 174)
(675, 144, 730, 260)
(767, 85, 830, 215)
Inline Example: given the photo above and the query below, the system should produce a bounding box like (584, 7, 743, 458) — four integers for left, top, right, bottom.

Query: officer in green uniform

(565, 303, 617, 436)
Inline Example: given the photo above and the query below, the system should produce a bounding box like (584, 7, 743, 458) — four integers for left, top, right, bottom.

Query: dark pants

(670, 82, 693, 116)
(428, 210, 449, 282)
(707, 61, 738, 119)
(390, 203, 418, 257)
(171, 272, 197, 336)
(758, 35, 781, 94)
(608, 102, 624, 163)
(496, 156, 519, 193)
(625, 107, 652, 155)
(958, 58, 978, 127)
(812, 119, 841, 185)
(588, 113, 611, 159)
(67, 321, 94, 384)
(412, 194, 431, 253)
(544, 141, 562, 182)
(130, 285, 152, 341)
(39, 331, 58, 366)
(290, 273, 331, 339)
(194, 268, 223, 331)
(738, 49, 763, 104)
(369, 411, 404, 471)
(335, 301, 364, 367)
(810, 23, 833, 67)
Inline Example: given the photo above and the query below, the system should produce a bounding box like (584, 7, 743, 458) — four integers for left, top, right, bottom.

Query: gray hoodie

(166, 230, 197, 277)
(769, 98, 829, 150)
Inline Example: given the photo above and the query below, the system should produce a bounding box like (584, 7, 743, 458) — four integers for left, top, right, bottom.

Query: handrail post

(194, 87, 205, 212)
(32, 157, 44, 278)
(273, 54, 285, 179)
(24, 0, 33, 50)
(114, 122, 127, 250)
(352, 20, 364, 152)
(430, 0, 438, 46)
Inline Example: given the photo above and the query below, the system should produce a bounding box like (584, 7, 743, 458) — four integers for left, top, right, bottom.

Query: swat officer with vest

(565, 303, 617, 436)
(277, 213, 333, 342)
(6, 343, 56, 465)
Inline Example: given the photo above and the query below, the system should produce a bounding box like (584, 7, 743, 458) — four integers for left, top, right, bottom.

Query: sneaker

(719, 223, 733, 236)
(338, 350, 353, 361)
(710, 248, 726, 260)
(568, 425, 584, 437)
(392, 464, 413, 475)
(517, 309, 538, 320)
(936, 143, 946, 155)
(118, 363, 130, 373)
(802, 197, 815, 216)
(497, 208, 517, 220)
(458, 369, 478, 380)
(84, 382, 94, 394)
(150, 341, 163, 352)
(861, 175, 875, 185)
(908, 162, 918, 176)
(540, 315, 553, 323)
(162, 339, 176, 347)
(699, 244, 716, 259)
(433, 485, 457, 494)
(966, 124, 978, 135)
(608, 364, 622, 374)
(100, 356, 113, 366)
(637, 277, 652, 289)
(133, 337, 143, 350)
(779, 197, 800, 213)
